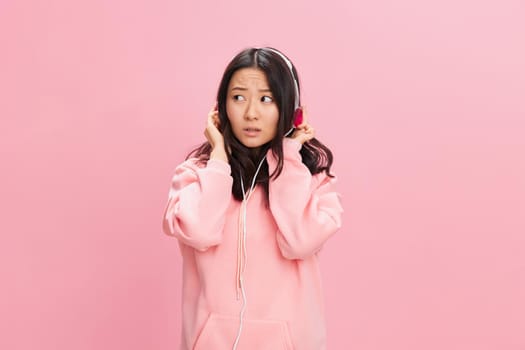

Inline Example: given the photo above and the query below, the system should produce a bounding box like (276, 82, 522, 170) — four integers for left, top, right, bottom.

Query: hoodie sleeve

(162, 158, 233, 251)
(266, 138, 343, 260)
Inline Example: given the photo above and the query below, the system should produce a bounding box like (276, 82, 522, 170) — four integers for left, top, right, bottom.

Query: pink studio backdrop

(1, 0, 524, 349)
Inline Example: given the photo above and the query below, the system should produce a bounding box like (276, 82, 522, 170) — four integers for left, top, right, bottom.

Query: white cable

(233, 48, 297, 349)
(232, 200, 248, 349)
(232, 156, 266, 350)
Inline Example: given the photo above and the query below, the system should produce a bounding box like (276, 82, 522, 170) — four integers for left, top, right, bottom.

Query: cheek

(270, 108, 280, 129)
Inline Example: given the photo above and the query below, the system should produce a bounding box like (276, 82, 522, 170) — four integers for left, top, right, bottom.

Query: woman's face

(226, 67, 279, 149)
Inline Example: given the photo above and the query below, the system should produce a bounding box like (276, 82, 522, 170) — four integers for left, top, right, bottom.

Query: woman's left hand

(291, 107, 315, 144)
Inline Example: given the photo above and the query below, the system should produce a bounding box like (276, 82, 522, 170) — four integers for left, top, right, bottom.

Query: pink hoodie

(162, 138, 343, 349)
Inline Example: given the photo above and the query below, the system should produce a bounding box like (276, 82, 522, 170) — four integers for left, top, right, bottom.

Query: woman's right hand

(204, 106, 228, 162)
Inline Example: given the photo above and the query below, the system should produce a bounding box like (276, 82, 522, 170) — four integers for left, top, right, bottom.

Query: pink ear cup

(293, 107, 303, 127)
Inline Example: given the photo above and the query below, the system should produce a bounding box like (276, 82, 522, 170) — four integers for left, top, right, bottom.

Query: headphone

(232, 47, 302, 350)
(263, 47, 304, 132)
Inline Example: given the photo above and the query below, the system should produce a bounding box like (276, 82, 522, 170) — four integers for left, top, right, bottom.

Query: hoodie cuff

(206, 158, 231, 174)
(282, 137, 303, 160)
(266, 137, 304, 172)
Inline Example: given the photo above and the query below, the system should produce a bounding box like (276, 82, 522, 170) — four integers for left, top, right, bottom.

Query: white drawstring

(232, 133, 298, 348)
(232, 155, 266, 350)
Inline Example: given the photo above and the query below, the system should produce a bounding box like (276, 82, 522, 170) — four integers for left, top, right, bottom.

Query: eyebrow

(230, 87, 272, 93)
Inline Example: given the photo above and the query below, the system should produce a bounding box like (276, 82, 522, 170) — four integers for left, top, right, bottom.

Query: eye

(233, 95, 245, 101)
(261, 95, 273, 103)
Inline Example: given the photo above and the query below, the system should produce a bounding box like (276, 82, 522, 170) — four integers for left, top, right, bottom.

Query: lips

(243, 127, 261, 137)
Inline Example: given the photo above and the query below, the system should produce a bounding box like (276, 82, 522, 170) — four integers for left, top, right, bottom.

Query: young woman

(162, 47, 343, 350)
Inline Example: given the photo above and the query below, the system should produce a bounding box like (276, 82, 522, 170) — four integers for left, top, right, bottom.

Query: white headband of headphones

(262, 47, 300, 110)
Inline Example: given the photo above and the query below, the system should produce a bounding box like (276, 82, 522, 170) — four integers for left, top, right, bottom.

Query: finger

(208, 110, 218, 120)
(212, 114, 220, 129)
(207, 111, 219, 127)
(296, 122, 310, 131)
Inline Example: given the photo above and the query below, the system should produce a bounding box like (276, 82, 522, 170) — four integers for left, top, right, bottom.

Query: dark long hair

(187, 47, 334, 204)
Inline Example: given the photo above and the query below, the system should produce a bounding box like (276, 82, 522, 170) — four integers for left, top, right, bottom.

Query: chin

(240, 141, 265, 149)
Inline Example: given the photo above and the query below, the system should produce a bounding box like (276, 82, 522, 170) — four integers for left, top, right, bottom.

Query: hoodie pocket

(193, 313, 294, 350)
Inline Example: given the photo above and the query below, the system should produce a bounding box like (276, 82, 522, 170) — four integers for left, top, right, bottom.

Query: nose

(244, 100, 258, 120)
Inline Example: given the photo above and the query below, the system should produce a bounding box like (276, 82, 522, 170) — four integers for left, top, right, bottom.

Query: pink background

(1, 0, 524, 349)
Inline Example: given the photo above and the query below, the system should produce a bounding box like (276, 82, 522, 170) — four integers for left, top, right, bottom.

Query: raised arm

(266, 138, 343, 259)
(162, 158, 232, 251)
